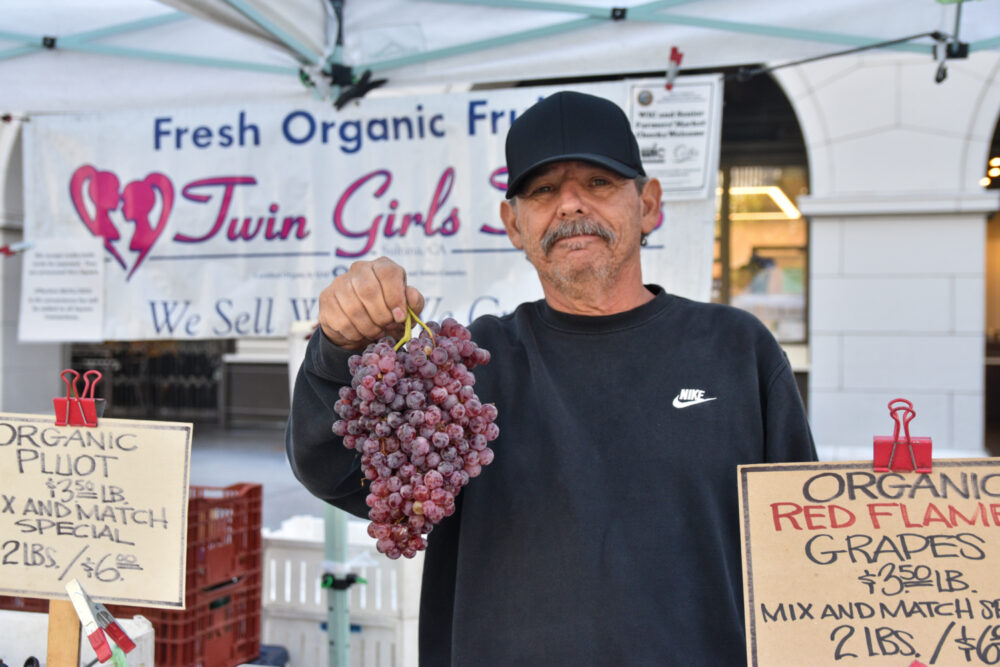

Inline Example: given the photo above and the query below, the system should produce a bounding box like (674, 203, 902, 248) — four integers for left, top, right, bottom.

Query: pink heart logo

(121, 173, 173, 279)
(69, 166, 174, 280)
(70, 165, 126, 270)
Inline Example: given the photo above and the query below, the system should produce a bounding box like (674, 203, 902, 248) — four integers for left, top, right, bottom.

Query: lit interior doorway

(984, 116, 1000, 456)
(712, 72, 809, 405)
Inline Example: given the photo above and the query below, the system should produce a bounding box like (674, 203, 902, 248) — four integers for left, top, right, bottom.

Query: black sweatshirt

(286, 286, 817, 666)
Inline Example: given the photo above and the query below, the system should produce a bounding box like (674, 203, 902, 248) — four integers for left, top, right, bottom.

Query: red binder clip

(66, 578, 136, 662)
(873, 398, 932, 473)
(54, 368, 104, 427)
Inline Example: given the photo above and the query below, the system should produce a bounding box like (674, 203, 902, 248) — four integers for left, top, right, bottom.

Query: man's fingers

(334, 285, 384, 342)
(317, 257, 424, 350)
(405, 285, 425, 318)
(348, 262, 396, 330)
(317, 284, 366, 347)
(372, 257, 410, 323)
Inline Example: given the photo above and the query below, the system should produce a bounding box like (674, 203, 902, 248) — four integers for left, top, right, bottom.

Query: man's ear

(640, 177, 663, 235)
(500, 200, 524, 249)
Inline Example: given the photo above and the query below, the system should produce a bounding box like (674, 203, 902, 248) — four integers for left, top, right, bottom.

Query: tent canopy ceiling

(2, 0, 999, 112)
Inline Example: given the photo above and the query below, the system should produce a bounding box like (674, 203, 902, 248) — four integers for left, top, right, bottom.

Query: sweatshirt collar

(535, 285, 671, 333)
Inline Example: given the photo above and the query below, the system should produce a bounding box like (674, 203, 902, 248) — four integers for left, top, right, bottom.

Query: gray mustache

(540, 219, 616, 254)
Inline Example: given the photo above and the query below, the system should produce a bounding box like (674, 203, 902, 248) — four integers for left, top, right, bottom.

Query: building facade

(777, 49, 1000, 457)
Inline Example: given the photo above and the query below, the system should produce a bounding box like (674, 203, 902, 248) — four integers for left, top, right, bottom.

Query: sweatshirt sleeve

(284, 330, 370, 519)
(762, 352, 818, 464)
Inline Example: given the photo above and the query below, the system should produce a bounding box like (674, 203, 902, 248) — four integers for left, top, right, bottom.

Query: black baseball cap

(504, 90, 645, 199)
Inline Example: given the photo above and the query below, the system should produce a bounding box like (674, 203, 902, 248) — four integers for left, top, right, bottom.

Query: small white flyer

(19, 237, 105, 342)
(629, 75, 723, 201)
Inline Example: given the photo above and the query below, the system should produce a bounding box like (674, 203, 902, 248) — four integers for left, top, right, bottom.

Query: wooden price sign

(739, 459, 1000, 666)
(0, 411, 191, 609)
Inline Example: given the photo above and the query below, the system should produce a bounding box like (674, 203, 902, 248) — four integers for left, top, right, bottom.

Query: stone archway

(773, 49, 1000, 457)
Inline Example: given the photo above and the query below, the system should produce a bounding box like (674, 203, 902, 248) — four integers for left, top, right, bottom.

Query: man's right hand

(318, 257, 425, 350)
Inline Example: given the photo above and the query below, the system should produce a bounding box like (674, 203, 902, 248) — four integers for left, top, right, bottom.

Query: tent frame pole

(367, 16, 601, 74)
(1, 1, 989, 81)
(222, 0, 322, 64)
(0, 12, 297, 73)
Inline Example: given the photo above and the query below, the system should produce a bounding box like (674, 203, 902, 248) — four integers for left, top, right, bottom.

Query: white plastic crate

(0, 610, 155, 666)
(262, 515, 423, 667)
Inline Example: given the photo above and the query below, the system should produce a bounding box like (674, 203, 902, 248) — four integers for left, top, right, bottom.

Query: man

(287, 90, 817, 665)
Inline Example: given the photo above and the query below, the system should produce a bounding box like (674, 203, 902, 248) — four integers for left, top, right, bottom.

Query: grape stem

(393, 306, 435, 351)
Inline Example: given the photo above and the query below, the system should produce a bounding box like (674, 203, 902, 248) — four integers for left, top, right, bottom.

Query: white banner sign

(21, 78, 721, 341)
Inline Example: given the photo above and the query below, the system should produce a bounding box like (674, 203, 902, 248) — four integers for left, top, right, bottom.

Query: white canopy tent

(2, 0, 999, 113)
(3, 7, 999, 664)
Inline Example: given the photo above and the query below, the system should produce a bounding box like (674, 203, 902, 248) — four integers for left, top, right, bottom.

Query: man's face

(499, 161, 660, 296)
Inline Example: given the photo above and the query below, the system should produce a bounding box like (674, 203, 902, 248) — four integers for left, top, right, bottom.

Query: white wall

(0, 121, 61, 413)
(775, 51, 1000, 459)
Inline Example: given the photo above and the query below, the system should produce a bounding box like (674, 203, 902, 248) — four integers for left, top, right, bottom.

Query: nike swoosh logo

(672, 396, 717, 409)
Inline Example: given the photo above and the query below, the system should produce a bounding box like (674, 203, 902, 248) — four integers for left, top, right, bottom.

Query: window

(713, 164, 809, 343)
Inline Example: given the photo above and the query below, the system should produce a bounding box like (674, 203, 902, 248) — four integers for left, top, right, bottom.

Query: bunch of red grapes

(332, 317, 498, 559)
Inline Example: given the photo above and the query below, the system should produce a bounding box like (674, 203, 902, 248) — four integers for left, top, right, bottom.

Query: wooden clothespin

(66, 578, 135, 663)
(0, 240, 34, 257)
(665, 46, 683, 91)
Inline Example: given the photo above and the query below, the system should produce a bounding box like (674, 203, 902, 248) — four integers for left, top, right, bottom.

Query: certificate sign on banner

(739, 460, 1000, 666)
(628, 76, 722, 201)
(18, 238, 104, 342)
(21, 78, 722, 342)
(0, 413, 191, 608)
